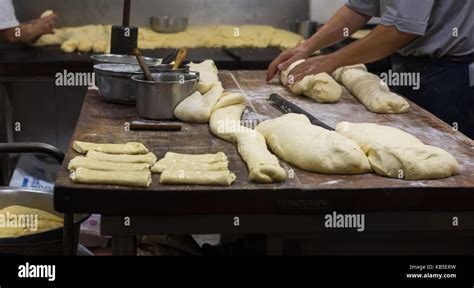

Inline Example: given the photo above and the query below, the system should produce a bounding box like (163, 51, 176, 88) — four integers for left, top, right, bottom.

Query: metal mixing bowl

(94, 64, 145, 104)
(150, 16, 189, 33)
(132, 72, 199, 120)
(91, 54, 162, 66)
(0, 188, 89, 255)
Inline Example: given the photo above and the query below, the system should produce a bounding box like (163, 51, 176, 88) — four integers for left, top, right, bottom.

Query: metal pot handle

(0, 143, 65, 164)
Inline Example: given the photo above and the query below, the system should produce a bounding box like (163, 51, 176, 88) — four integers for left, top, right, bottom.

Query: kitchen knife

(162, 49, 180, 65)
(130, 120, 182, 131)
(268, 93, 334, 130)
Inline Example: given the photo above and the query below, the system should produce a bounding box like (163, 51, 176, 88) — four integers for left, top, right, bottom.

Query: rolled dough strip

(257, 114, 371, 174)
(188, 60, 219, 94)
(280, 59, 342, 103)
(160, 170, 236, 186)
(212, 92, 247, 113)
(163, 152, 228, 164)
(86, 150, 157, 165)
(73, 141, 149, 155)
(68, 156, 150, 172)
(332, 65, 410, 114)
(335, 122, 460, 180)
(151, 159, 229, 174)
(71, 167, 152, 188)
(174, 82, 224, 123)
(210, 104, 247, 142)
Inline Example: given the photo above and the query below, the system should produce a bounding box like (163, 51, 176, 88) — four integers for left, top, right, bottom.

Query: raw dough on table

(189, 60, 220, 94)
(162, 152, 228, 164)
(333, 64, 410, 114)
(151, 159, 229, 174)
(212, 92, 247, 113)
(210, 104, 247, 142)
(336, 122, 460, 180)
(281, 59, 342, 103)
(160, 170, 236, 186)
(71, 167, 152, 188)
(0, 206, 63, 238)
(86, 150, 157, 165)
(174, 82, 224, 123)
(68, 156, 150, 172)
(257, 114, 371, 174)
(73, 141, 149, 155)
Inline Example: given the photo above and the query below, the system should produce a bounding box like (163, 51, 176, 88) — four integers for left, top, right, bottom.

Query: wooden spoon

(132, 48, 154, 81)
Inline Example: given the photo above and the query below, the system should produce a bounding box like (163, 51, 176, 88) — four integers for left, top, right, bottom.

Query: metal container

(94, 64, 145, 104)
(91, 54, 162, 66)
(150, 64, 190, 74)
(132, 72, 199, 120)
(150, 16, 189, 33)
(0, 188, 89, 256)
(293, 20, 318, 39)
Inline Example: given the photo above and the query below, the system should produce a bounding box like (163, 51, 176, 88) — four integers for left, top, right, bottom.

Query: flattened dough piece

(188, 60, 219, 94)
(174, 82, 224, 123)
(336, 122, 460, 180)
(257, 114, 371, 174)
(0, 206, 63, 238)
(163, 152, 228, 163)
(281, 59, 342, 103)
(73, 141, 149, 155)
(71, 167, 152, 188)
(151, 159, 229, 174)
(68, 156, 150, 172)
(160, 170, 236, 186)
(86, 151, 157, 165)
(333, 65, 410, 114)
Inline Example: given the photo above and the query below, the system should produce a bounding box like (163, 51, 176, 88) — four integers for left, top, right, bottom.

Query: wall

(13, 0, 308, 30)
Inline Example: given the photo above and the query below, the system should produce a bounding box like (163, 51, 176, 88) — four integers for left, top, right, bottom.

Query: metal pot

(91, 54, 161, 66)
(94, 64, 144, 104)
(132, 72, 199, 120)
(0, 188, 89, 256)
(150, 64, 190, 74)
(150, 17, 189, 33)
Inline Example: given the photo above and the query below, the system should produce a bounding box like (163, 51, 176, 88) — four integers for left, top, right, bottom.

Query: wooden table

(54, 71, 474, 255)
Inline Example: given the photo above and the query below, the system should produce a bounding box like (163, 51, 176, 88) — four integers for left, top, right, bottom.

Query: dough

(78, 39, 93, 53)
(68, 156, 150, 172)
(60, 39, 78, 53)
(333, 65, 410, 114)
(151, 159, 229, 174)
(257, 114, 371, 174)
(40, 10, 54, 18)
(351, 29, 371, 39)
(210, 104, 287, 183)
(174, 82, 224, 123)
(336, 122, 460, 180)
(160, 170, 236, 186)
(71, 167, 152, 188)
(0, 206, 63, 238)
(281, 60, 342, 103)
(86, 150, 157, 165)
(162, 152, 228, 164)
(73, 141, 149, 155)
(212, 92, 247, 113)
(189, 60, 219, 94)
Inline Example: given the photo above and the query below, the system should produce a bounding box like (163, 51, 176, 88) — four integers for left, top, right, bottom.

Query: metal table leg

(63, 213, 75, 256)
(112, 236, 137, 256)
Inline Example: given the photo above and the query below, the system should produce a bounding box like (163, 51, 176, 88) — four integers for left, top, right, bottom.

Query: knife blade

(268, 93, 334, 131)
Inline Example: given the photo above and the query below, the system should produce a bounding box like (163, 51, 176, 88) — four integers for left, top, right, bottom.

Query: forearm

(302, 5, 371, 53)
(0, 23, 40, 44)
(328, 24, 418, 67)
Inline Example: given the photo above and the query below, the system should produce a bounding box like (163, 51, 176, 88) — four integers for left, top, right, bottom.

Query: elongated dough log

(210, 104, 247, 142)
(151, 159, 229, 174)
(160, 170, 236, 186)
(86, 151, 157, 165)
(61, 39, 78, 53)
(71, 167, 152, 188)
(280, 60, 342, 103)
(335, 122, 460, 180)
(212, 92, 247, 113)
(332, 65, 410, 114)
(188, 60, 219, 94)
(257, 114, 371, 174)
(73, 141, 149, 155)
(68, 156, 150, 172)
(163, 152, 228, 163)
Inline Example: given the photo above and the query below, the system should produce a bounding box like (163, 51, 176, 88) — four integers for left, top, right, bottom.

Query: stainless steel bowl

(150, 16, 189, 33)
(91, 54, 162, 66)
(132, 72, 199, 120)
(0, 188, 89, 255)
(94, 64, 145, 104)
(150, 64, 190, 73)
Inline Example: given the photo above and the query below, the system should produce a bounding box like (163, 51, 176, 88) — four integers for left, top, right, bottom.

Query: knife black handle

(162, 49, 180, 65)
(268, 93, 334, 130)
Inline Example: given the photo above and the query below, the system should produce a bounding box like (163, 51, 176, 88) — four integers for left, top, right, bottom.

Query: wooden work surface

(54, 71, 474, 216)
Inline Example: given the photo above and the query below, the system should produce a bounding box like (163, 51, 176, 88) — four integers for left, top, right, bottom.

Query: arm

(0, 14, 56, 44)
(266, 4, 371, 81)
(289, 24, 419, 81)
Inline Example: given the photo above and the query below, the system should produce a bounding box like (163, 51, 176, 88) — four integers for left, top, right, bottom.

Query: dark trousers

(391, 54, 474, 139)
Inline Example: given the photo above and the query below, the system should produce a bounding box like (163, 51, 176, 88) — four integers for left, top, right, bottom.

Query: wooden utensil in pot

(172, 48, 188, 70)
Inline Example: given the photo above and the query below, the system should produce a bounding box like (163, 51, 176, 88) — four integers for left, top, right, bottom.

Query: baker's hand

(288, 55, 339, 83)
(266, 45, 311, 81)
(32, 13, 57, 36)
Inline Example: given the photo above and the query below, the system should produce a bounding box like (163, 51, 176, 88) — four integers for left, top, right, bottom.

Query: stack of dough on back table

(152, 152, 236, 186)
(69, 141, 156, 188)
(174, 60, 287, 184)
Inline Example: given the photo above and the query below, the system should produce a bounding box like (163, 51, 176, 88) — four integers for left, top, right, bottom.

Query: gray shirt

(0, 0, 19, 30)
(346, 0, 474, 59)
